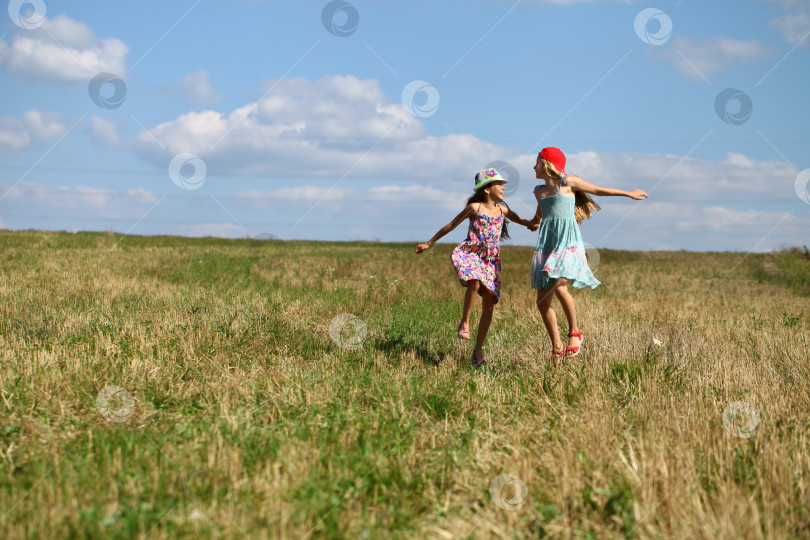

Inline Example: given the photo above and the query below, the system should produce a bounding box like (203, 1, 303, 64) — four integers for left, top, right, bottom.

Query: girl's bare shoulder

(565, 174, 584, 186)
(534, 183, 556, 199)
(459, 202, 478, 218)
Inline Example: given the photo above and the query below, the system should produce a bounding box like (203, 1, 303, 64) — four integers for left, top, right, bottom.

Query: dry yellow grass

(0, 230, 808, 539)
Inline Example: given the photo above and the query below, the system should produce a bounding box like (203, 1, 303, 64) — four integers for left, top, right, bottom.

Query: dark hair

(466, 189, 511, 241)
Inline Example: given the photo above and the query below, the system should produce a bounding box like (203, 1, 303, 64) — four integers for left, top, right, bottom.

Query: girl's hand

(527, 217, 540, 231)
(415, 243, 431, 254)
(628, 189, 648, 200)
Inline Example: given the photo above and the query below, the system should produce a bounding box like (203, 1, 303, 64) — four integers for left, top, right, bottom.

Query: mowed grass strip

(0, 230, 808, 539)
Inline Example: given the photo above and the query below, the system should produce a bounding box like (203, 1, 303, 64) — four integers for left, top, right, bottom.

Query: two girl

(417, 150, 647, 367)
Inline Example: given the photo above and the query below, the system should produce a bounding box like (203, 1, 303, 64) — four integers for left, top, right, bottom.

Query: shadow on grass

(373, 335, 458, 367)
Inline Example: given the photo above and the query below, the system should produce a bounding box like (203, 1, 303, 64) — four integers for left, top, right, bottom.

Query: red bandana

(538, 147, 566, 175)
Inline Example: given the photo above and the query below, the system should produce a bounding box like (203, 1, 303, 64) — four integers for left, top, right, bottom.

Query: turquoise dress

(530, 183, 600, 290)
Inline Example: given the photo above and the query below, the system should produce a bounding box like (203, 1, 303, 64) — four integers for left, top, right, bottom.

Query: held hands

(628, 189, 648, 200)
(527, 217, 540, 232)
(415, 242, 431, 254)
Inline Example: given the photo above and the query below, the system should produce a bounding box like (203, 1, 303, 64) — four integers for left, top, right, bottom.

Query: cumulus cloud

(130, 75, 518, 179)
(232, 183, 466, 214)
(0, 15, 129, 82)
(675, 206, 798, 232)
(564, 150, 799, 204)
(657, 36, 777, 82)
(33, 71, 808, 250)
(760, 0, 810, 48)
(159, 69, 223, 107)
(90, 116, 122, 147)
(211, 149, 809, 250)
(769, 11, 810, 49)
(0, 110, 66, 155)
(583, 199, 807, 251)
(0, 182, 159, 218)
(561, 150, 810, 250)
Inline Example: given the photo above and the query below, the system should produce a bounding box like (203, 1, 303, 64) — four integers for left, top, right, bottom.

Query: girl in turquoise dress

(528, 147, 648, 363)
(416, 169, 535, 367)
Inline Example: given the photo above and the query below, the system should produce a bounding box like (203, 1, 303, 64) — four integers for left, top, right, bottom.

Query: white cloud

(0, 15, 129, 82)
(90, 116, 121, 147)
(231, 183, 466, 213)
(675, 206, 799, 232)
(0, 110, 66, 155)
(3, 149, 807, 251)
(583, 199, 809, 252)
(160, 70, 223, 107)
(564, 150, 799, 203)
(760, 0, 810, 47)
(11, 68, 805, 251)
(211, 149, 810, 250)
(658, 36, 777, 82)
(769, 11, 810, 49)
(130, 75, 518, 179)
(0, 182, 159, 218)
(558, 150, 810, 251)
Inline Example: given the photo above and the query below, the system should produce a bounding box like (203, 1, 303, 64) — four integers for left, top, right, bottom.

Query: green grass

(0, 230, 809, 538)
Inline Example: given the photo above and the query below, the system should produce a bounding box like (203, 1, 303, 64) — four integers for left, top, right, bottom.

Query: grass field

(0, 229, 808, 539)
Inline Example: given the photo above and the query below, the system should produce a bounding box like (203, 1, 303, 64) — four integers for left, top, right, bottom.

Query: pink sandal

(565, 331, 584, 358)
(457, 322, 470, 340)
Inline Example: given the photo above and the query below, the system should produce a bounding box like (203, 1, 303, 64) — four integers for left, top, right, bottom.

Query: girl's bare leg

(554, 279, 581, 349)
(536, 284, 564, 353)
(461, 280, 480, 325)
(473, 289, 495, 353)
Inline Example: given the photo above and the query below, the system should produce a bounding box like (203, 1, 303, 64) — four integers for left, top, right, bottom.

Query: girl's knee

(468, 280, 481, 291)
(536, 291, 553, 310)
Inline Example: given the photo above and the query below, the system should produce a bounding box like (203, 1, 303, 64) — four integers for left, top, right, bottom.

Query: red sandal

(565, 331, 584, 358)
(457, 322, 470, 340)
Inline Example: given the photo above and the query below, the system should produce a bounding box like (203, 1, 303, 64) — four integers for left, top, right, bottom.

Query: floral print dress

(451, 204, 504, 303)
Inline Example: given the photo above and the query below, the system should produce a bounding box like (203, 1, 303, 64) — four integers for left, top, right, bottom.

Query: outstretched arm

(415, 203, 476, 253)
(566, 175, 648, 200)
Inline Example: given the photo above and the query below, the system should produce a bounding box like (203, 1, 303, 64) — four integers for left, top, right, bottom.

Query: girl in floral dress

(529, 147, 648, 363)
(416, 169, 535, 367)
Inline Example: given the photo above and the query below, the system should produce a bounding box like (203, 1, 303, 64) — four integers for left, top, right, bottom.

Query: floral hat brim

(473, 168, 507, 191)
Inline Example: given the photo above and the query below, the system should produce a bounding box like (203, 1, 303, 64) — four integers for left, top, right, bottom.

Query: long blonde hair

(541, 159, 600, 224)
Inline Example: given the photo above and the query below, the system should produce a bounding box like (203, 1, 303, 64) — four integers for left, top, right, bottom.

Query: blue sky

(1, 0, 808, 251)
